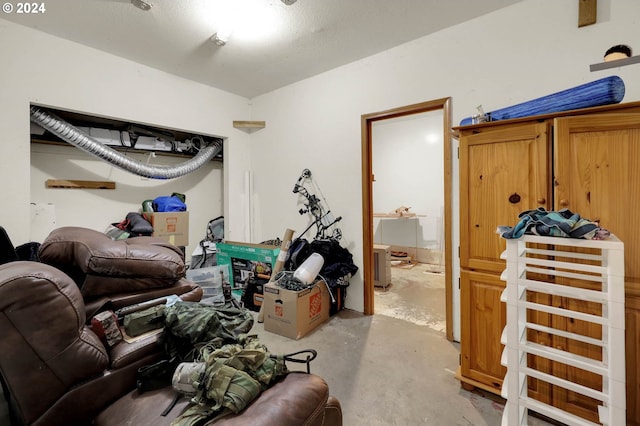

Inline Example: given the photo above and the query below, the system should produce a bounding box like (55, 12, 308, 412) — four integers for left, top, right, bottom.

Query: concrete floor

(0, 262, 558, 425)
(253, 262, 556, 425)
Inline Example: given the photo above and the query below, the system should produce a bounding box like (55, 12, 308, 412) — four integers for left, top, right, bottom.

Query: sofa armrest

(84, 279, 203, 319)
(212, 372, 332, 426)
(324, 396, 343, 426)
(109, 333, 163, 370)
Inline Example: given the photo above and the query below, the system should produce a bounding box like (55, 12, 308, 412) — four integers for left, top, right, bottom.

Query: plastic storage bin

(186, 264, 229, 303)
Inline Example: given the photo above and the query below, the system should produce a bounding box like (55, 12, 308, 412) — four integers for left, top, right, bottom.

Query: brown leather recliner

(38, 226, 202, 318)
(0, 261, 343, 426)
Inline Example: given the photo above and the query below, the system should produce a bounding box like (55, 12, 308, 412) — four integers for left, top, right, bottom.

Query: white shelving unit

(500, 235, 625, 426)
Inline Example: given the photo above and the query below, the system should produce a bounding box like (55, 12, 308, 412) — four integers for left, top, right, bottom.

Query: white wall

(248, 0, 640, 330)
(372, 112, 444, 253)
(0, 19, 253, 256)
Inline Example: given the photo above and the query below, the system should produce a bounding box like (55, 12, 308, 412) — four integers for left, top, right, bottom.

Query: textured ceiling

(2, 0, 521, 98)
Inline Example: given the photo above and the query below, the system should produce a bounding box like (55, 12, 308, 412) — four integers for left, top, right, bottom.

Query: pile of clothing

(497, 207, 610, 240)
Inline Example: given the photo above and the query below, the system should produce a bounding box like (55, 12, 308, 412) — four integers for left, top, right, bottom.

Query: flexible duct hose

(30, 107, 222, 179)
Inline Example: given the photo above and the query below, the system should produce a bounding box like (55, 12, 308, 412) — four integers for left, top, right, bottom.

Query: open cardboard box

(263, 279, 330, 340)
(148, 211, 189, 246)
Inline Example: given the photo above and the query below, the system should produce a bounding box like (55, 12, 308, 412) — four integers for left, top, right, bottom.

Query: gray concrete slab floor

(253, 262, 557, 425)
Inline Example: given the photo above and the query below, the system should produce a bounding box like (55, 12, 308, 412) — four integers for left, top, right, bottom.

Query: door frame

(361, 97, 453, 340)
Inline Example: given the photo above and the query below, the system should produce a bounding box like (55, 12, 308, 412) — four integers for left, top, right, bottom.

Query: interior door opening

(361, 98, 453, 340)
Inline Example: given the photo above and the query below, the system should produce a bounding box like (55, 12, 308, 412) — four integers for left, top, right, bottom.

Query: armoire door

(459, 122, 550, 273)
(554, 113, 640, 424)
(460, 269, 507, 391)
(549, 292, 603, 423)
(554, 113, 640, 285)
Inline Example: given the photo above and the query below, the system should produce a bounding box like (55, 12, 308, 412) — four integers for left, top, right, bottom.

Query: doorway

(361, 98, 453, 340)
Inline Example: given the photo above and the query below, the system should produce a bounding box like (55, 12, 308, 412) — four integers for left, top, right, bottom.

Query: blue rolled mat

(460, 75, 625, 126)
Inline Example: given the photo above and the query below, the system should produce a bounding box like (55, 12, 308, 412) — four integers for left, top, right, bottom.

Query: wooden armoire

(454, 101, 640, 425)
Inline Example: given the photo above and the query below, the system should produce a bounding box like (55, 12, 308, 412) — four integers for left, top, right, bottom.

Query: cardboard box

(253, 293, 264, 307)
(150, 212, 189, 246)
(263, 280, 330, 340)
(216, 241, 279, 289)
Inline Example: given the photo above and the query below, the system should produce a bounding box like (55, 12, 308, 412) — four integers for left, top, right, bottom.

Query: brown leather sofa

(38, 226, 202, 317)
(0, 260, 342, 425)
(94, 372, 342, 426)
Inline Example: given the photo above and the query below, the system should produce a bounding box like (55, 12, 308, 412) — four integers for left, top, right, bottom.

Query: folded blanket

(497, 207, 610, 240)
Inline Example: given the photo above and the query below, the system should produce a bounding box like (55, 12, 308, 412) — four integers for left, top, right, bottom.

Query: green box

(216, 241, 280, 289)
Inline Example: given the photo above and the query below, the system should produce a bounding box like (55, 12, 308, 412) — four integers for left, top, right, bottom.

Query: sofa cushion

(39, 226, 186, 298)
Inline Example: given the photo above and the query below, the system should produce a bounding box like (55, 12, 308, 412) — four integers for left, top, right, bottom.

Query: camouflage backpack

(135, 301, 254, 394)
(170, 334, 289, 425)
(163, 301, 255, 362)
(137, 300, 316, 424)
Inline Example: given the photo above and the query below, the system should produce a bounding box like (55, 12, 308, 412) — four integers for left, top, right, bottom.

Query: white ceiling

(2, 0, 521, 98)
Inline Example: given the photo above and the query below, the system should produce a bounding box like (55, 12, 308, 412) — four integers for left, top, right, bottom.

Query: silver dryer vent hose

(30, 107, 222, 180)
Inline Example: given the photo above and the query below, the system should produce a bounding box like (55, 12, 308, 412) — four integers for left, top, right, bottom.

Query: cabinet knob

(537, 198, 546, 204)
(508, 193, 521, 204)
(559, 199, 569, 207)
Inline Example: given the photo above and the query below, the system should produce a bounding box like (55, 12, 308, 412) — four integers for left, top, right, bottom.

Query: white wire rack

(500, 235, 625, 426)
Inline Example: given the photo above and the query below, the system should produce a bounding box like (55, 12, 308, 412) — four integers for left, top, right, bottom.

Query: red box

(91, 310, 122, 347)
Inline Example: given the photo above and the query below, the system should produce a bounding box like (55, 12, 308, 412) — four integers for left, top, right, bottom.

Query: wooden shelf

(233, 120, 265, 133)
(46, 179, 116, 189)
(590, 55, 640, 71)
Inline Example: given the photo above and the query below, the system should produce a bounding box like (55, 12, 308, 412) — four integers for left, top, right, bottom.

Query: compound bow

(292, 169, 342, 241)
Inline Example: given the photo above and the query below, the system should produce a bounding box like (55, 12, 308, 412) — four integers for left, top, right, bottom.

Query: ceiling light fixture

(205, 0, 277, 46)
(281, 0, 297, 4)
(211, 32, 229, 46)
(130, 0, 152, 11)
(211, 21, 234, 46)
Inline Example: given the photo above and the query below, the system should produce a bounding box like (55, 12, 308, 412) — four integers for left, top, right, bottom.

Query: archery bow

(292, 169, 342, 241)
